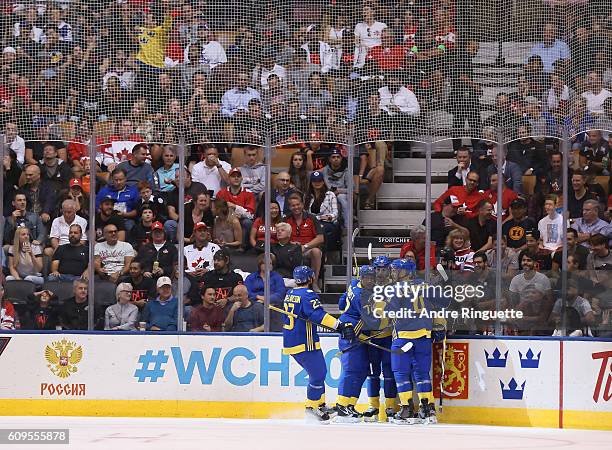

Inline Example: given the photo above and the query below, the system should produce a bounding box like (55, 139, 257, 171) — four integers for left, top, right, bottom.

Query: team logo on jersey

(433, 342, 469, 399)
(44, 339, 83, 378)
(508, 226, 525, 241)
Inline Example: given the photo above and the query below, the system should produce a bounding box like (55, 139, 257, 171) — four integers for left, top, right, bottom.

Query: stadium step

(375, 183, 446, 207)
(358, 209, 425, 232)
(392, 157, 456, 178)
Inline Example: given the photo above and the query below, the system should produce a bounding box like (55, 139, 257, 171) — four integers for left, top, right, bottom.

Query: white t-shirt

(538, 213, 564, 251)
(191, 160, 232, 197)
(184, 242, 220, 273)
(582, 89, 612, 115)
(256, 64, 287, 90)
(10, 135, 25, 165)
(50, 215, 88, 246)
(353, 21, 387, 67)
(94, 241, 135, 275)
(509, 272, 552, 295)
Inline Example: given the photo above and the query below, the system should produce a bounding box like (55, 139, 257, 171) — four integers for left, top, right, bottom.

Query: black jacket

(60, 297, 89, 330)
(137, 241, 178, 277)
(271, 242, 303, 278)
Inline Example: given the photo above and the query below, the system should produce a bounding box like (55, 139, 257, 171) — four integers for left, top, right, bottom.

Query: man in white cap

(141, 276, 178, 331)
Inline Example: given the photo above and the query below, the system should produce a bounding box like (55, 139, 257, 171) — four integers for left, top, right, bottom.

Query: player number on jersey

(283, 303, 295, 330)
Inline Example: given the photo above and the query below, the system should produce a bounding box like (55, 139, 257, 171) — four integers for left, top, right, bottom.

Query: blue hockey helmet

(390, 258, 416, 273)
(372, 255, 390, 268)
(359, 265, 376, 278)
(293, 265, 315, 284)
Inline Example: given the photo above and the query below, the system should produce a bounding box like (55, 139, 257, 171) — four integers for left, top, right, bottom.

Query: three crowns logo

(485, 348, 508, 368)
(500, 378, 526, 400)
(519, 349, 541, 369)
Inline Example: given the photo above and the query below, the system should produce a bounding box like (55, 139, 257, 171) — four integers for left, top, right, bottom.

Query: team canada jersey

(434, 27, 456, 50)
(403, 24, 418, 48)
(453, 247, 475, 272)
(97, 134, 145, 167)
(184, 242, 221, 274)
(0, 300, 15, 330)
(282, 287, 337, 355)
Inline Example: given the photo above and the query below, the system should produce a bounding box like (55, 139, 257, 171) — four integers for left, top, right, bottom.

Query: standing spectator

(94, 224, 135, 283)
(155, 146, 179, 193)
(353, 4, 387, 68)
(528, 22, 570, 74)
(136, 222, 177, 281)
(400, 225, 437, 270)
(22, 164, 56, 226)
(448, 147, 486, 190)
(568, 171, 600, 218)
(223, 284, 264, 332)
(95, 168, 140, 231)
(211, 199, 243, 251)
(552, 228, 589, 273)
(216, 168, 256, 246)
(465, 199, 496, 253)
(135, 7, 173, 92)
(39, 143, 72, 191)
(434, 170, 486, 219)
(60, 279, 89, 331)
(484, 172, 518, 221)
(271, 171, 297, 215)
(6, 226, 43, 285)
(284, 193, 325, 292)
(486, 146, 523, 194)
(95, 196, 127, 242)
(321, 148, 350, 222)
(581, 71, 612, 115)
(117, 143, 154, 187)
(244, 253, 286, 306)
(502, 198, 537, 253)
(240, 146, 266, 197)
(48, 199, 88, 255)
(3, 191, 46, 246)
(104, 283, 139, 331)
(587, 234, 612, 285)
(271, 222, 303, 280)
(250, 201, 282, 252)
(288, 151, 309, 196)
(538, 195, 564, 252)
(5, 122, 25, 166)
(189, 286, 227, 332)
(49, 224, 89, 282)
(0, 287, 15, 330)
(142, 277, 178, 331)
(191, 146, 231, 198)
(571, 200, 612, 249)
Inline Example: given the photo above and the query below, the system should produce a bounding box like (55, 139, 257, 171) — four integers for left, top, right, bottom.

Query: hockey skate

(362, 406, 379, 423)
(305, 406, 331, 424)
(332, 405, 362, 423)
(392, 403, 417, 425)
(385, 407, 398, 423)
(417, 399, 437, 424)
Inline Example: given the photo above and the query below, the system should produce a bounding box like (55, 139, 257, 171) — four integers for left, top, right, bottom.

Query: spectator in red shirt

(367, 29, 406, 72)
(399, 225, 437, 270)
(434, 170, 486, 219)
(188, 286, 228, 332)
(216, 168, 256, 248)
(284, 193, 325, 292)
(250, 200, 281, 252)
(484, 172, 518, 221)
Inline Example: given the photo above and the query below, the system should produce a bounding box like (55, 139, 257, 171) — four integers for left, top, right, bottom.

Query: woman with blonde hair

(445, 228, 475, 273)
(7, 227, 44, 286)
(212, 198, 243, 251)
(104, 283, 139, 331)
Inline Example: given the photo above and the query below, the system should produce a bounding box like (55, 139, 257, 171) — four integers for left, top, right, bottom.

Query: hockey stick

(334, 326, 393, 356)
(351, 227, 359, 277)
(269, 305, 400, 354)
(367, 242, 373, 263)
(439, 335, 447, 413)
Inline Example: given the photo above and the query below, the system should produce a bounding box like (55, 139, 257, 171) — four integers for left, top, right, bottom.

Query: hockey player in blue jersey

(387, 259, 451, 425)
(282, 266, 354, 422)
(362, 255, 398, 422)
(333, 265, 377, 423)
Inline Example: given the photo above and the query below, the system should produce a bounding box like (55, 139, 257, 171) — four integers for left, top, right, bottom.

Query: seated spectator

(137, 222, 178, 281)
(59, 178, 90, 219)
(7, 226, 43, 285)
(305, 171, 340, 252)
(486, 146, 523, 194)
(155, 146, 180, 193)
(428, 196, 467, 248)
(522, 98, 557, 140)
(220, 72, 261, 118)
(502, 198, 537, 254)
(367, 28, 407, 73)
(587, 234, 612, 285)
(321, 148, 350, 221)
(191, 146, 231, 198)
(24, 289, 60, 330)
(299, 72, 332, 120)
(509, 250, 553, 306)
(120, 261, 156, 309)
(434, 170, 486, 219)
(223, 284, 264, 332)
(515, 283, 553, 336)
(48, 199, 88, 256)
(184, 222, 221, 290)
(551, 278, 596, 334)
(95, 168, 140, 231)
(538, 195, 564, 252)
(191, 250, 244, 312)
(581, 71, 612, 115)
(593, 97, 612, 131)
(216, 168, 256, 247)
(39, 142, 72, 191)
(552, 228, 589, 272)
(117, 143, 154, 187)
(470, 252, 498, 333)
(97, 119, 144, 172)
(22, 164, 56, 225)
(0, 287, 15, 330)
(5, 122, 25, 166)
(568, 171, 600, 218)
(508, 124, 550, 176)
(94, 224, 135, 283)
(244, 253, 286, 306)
(49, 224, 89, 282)
(95, 196, 127, 242)
(400, 225, 437, 270)
(239, 146, 266, 198)
(284, 193, 324, 292)
(528, 22, 569, 74)
(524, 230, 552, 271)
(211, 199, 243, 251)
(104, 283, 139, 331)
(3, 191, 45, 246)
(464, 199, 496, 253)
(189, 286, 228, 332)
(553, 256, 597, 299)
(60, 278, 89, 331)
(445, 228, 475, 273)
(288, 151, 309, 195)
(448, 146, 487, 189)
(129, 203, 156, 250)
(572, 200, 612, 249)
(136, 181, 169, 223)
(271, 222, 303, 280)
(485, 235, 519, 283)
(167, 167, 208, 235)
(142, 277, 178, 331)
(251, 200, 281, 252)
(184, 192, 214, 244)
(578, 130, 610, 176)
(378, 71, 420, 129)
(271, 171, 297, 216)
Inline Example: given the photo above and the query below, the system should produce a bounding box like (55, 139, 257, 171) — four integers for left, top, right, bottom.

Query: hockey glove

(337, 322, 356, 341)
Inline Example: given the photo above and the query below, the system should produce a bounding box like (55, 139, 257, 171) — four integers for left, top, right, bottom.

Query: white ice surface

(1, 417, 609, 450)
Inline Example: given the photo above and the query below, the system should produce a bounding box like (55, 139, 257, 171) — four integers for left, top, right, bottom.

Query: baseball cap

(156, 276, 172, 288)
(310, 171, 324, 181)
(213, 249, 229, 260)
(330, 147, 342, 156)
(194, 222, 207, 231)
(510, 198, 527, 209)
(228, 168, 242, 176)
(151, 221, 164, 231)
(69, 178, 83, 188)
(525, 229, 540, 240)
(101, 195, 116, 203)
(3, 47, 16, 54)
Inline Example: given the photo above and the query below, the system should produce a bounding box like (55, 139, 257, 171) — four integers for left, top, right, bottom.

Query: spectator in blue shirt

(244, 253, 286, 305)
(95, 168, 140, 231)
(220, 72, 261, 118)
(528, 22, 570, 74)
(155, 146, 180, 193)
(141, 276, 178, 331)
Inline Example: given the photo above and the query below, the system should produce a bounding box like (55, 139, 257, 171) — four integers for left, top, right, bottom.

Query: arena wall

(0, 332, 610, 430)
